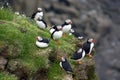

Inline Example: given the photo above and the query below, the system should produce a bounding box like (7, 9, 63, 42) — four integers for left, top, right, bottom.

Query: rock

(0, 44, 21, 59)
(7, 59, 29, 80)
(31, 68, 48, 80)
(73, 58, 97, 80)
(7, 60, 18, 72)
(0, 57, 7, 70)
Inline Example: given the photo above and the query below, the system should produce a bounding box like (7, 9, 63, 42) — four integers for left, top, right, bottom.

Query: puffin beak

(92, 39, 96, 43)
(70, 21, 72, 24)
(60, 27, 63, 30)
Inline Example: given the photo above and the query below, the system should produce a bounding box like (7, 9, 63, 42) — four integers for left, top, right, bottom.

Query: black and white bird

(62, 19, 72, 34)
(36, 36, 50, 48)
(50, 25, 61, 34)
(60, 57, 73, 73)
(31, 8, 43, 21)
(69, 29, 84, 40)
(82, 38, 96, 58)
(71, 48, 85, 64)
(36, 17, 47, 29)
(51, 25, 63, 41)
(1, 0, 9, 9)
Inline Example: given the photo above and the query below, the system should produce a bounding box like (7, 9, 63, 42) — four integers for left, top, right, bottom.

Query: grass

(48, 63, 64, 80)
(0, 9, 76, 79)
(0, 72, 18, 80)
(0, 8, 14, 21)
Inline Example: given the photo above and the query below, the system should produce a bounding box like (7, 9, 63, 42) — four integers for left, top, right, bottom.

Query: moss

(0, 72, 18, 80)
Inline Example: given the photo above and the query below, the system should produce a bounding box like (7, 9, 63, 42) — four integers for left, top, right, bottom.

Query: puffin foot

(78, 61, 82, 64)
(87, 54, 92, 58)
(63, 33, 67, 37)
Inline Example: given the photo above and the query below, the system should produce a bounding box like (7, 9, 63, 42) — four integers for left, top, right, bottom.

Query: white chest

(34, 12, 43, 20)
(62, 24, 72, 33)
(53, 31, 63, 40)
(89, 43, 94, 53)
(36, 41, 48, 48)
(36, 21, 46, 29)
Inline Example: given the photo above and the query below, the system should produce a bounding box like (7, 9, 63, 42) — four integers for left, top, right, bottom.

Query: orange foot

(78, 61, 82, 64)
(63, 33, 67, 37)
(87, 54, 92, 58)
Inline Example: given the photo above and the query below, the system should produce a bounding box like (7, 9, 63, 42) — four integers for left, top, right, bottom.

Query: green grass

(0, 72, 18, 80)
(0, 8, 14, 21)
(48, 63, 64, 80)
(0, 9, 76, 79)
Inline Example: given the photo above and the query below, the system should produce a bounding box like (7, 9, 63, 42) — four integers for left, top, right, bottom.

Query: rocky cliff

(1, 0, 120, 80)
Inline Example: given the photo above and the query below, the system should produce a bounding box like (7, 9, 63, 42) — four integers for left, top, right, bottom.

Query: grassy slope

(0, 9, 76, 80)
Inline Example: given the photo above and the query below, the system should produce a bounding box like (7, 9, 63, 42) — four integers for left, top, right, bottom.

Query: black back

(82, 41, 91, 54)
(31, 12, 37, 19)
(41, 19, 47, 28)
(31, 11, 41, 19)
(62, 59, 73, 72)
(38, 38, 49, 43)
(71, 49, 83, 60)
(52, 25, 60, 31)
(51, 30, 56, 39)
(62, 22, 69, 27)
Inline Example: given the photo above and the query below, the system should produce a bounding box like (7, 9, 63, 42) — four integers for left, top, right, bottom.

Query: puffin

(51, 25, 63, 42)
(36, 17, 47, 29)
(36, 36, 50, 48)
(31, 8, 43, 21)
(59, 57, 73, 73)
(69, 29, 84, 40)
(71, 48, 85, 64)
(82, 38, 96, 58)
(49, 25, 61, 34)
(62, 19, 72, 34)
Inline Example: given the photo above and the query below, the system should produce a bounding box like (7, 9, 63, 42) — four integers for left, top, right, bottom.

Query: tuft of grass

(0, 72, 18, 80)
(0, 8, 14, 21)
(48, 63, 64, 80)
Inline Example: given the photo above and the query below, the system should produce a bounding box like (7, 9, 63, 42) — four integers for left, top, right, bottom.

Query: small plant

(0, 8, 14, 21)
(0, 72, 18, 80)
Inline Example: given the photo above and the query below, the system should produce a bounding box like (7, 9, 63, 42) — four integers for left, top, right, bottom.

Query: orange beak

(70, 21, 72, 24)
(60, 27, 63, 30)
(92, 39, 96, 43)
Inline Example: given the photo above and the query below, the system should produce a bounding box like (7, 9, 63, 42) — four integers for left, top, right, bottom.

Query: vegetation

(0, 72, 17, 80)
(0, 8, 97, 80)
(0, 8, 75, 79)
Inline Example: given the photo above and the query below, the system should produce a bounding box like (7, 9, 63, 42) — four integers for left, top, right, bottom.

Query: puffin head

(65, 19, 72, 24)
(57, 25, 63, 30)
(88, 38, 96, 43)
(77, 48, 82, 53)
(61, 57, 66, 62)
(37, 7, 42, 12)
(36, 36, 43, 41)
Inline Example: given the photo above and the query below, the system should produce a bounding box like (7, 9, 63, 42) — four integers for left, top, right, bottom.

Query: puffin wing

(62, 61, 72, 72)
(82, 42, 90, 53)
(71, 51, 82, 60)
(31, 12, 36, 19)
(41, 20, 47, 28)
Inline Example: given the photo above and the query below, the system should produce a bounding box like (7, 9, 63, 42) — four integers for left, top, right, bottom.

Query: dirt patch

(0, 21, 6, 24)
